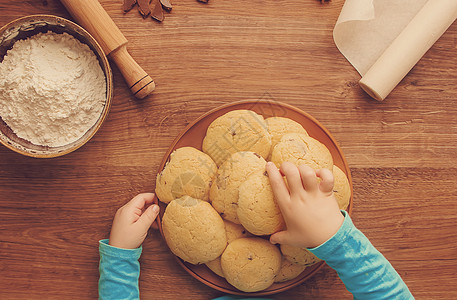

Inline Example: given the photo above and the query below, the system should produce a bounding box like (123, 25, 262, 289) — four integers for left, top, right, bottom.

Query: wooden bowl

(0, 15, 113, 158)
(154, 100, 353, 296)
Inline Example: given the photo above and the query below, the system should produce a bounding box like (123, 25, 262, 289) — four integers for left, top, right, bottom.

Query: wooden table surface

(1, 1, 457, 299)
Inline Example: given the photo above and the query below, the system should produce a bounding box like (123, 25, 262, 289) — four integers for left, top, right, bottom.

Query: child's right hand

(266, 161, 344, 249)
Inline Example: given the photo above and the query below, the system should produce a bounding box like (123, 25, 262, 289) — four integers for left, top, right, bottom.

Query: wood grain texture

(1, 0, 457, 299)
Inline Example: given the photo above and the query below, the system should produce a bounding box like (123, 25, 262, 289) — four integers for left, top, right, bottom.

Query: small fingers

(270, 230, 290, 245)
(266, 162, 290, 206)
(127, 193, 155, 210)
(316, 168, 334, 194)
(136, 204, 160, 232)
(298, 165, 318, 192)
(280, 162, 304, 196)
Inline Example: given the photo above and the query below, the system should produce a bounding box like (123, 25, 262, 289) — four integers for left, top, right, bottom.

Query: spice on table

(138, 0, 151, 17)
(150, 0, 164, 22)
(160, 0, 173, 11)
(123, 0, 209, 22)
(123, 0, 136, 12)
(123, 0, 170, 21)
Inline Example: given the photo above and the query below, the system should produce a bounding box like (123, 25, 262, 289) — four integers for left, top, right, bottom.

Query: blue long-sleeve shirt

(98, 211, 413, 299)
(308, 211, 413, 299)
(98, 240, 142, 300)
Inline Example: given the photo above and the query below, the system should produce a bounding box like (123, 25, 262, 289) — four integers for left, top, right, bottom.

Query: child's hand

(109, 193, 160, 249)
(266, 162, 344, 249)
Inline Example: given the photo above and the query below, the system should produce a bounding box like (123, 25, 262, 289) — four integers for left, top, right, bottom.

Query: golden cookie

(156, 147, 217, 204)
(206, 220, 252, 277)
(210, 151, 266, 224)
(271, 133, 333, 170)
(333, 165, 351, 210)
(202, 110, 271, 166)
(221, 237, 282, 292)
(274, 256, 307, 283)
(161, 196, 227, 264)
(224, 220, 252, 243)
(265, 117, 308, 159)
(237, 171, 285, 235)
(206, 257, 224, 278)
(280, 244, 321, 266)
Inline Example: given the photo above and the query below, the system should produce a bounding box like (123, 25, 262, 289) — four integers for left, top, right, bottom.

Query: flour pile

(0, 31, 106, 147)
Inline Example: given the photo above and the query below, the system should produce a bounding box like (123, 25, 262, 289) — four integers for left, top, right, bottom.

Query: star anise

(123, 0, 177, 22)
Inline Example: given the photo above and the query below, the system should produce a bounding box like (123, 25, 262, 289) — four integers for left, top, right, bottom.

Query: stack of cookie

(155, 109, 351, 293)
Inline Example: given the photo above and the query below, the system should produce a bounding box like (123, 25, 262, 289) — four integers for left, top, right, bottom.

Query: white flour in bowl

(0, 31, 106, 147)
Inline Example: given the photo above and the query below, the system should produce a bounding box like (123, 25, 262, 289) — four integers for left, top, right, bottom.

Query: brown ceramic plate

(154, 100, 353, 296)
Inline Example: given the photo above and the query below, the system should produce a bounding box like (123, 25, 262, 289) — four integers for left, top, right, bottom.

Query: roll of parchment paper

(359, 0, 457, 101)
(333, 0, 457, 101)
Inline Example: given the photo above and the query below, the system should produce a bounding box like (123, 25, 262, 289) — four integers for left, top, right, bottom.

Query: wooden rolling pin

(60, 0, 155, 99)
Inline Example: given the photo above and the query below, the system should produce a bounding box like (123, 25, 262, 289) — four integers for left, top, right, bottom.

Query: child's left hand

(109, 193, 160, 249)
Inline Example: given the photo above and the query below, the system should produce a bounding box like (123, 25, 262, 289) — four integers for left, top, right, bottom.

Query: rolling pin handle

(109, 46, 155, 99)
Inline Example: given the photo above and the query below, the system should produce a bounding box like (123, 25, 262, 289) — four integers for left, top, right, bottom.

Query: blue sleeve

(308, 211, 413, 300)
(98, 239, 142, 300)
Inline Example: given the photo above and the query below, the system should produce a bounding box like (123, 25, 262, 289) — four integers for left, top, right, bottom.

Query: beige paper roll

(359, 0, 457, 101)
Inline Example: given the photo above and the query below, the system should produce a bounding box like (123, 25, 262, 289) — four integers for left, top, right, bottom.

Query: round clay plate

(154, 100, 353, 296)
